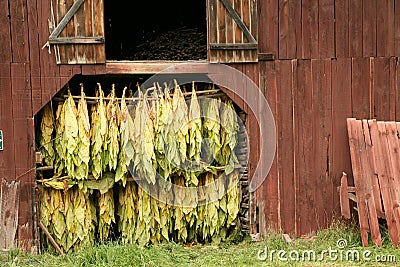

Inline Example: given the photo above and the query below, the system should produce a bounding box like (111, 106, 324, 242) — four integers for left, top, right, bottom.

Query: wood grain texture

(311, 59, 333, 229)
(373, 58, 391, 120)
(294, 59, 314, 236)
(258, 61, 279, 231)
(279, 0, 301, 59)
(318, 0, 334, 58)
(351, 58, 372, 119)
(335, 0, 349, 58)
(395, 0, 400, 56)
(349, 0, 362, 57)
(9, 0, 30, 63)
(0, 180, 20, 249)
(0, 0, 12, 62)
(277, 60, 295, 234)
(362, 0, 377, 57)
(370, 120, 400, 245)
(331, 58, 352, 213)
(376, 0, 394, 56)
(258, 0, 278, 55)
(301, 0, 318, 59)
(347, 119, 382, 246)
(0, 64, 15, 182)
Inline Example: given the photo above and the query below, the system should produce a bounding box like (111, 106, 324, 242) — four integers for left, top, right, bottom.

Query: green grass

(1, 221, 399, 267)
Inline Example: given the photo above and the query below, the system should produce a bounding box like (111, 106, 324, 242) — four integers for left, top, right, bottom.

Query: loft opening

(104, 1, 207, 61)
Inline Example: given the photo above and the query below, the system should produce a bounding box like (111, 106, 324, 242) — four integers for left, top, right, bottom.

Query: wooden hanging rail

(53, 89, 224, 104)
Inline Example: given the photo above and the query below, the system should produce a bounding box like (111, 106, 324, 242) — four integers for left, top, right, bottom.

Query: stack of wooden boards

(341, 118, 400, 247)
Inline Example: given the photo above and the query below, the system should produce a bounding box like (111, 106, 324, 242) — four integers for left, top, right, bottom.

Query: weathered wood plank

(225, 0, 234, 62)
(259, 0, 278, 56)
(233, 0, 243, 61)
(248, 0, 258, 61)
(66, 0, 76, 63)
(318, 0, 334, 58)
(347, 119, 382, 246)
(84, 0, 95, 63)
(349, 0, 362, 57)
(351, 58, 372, 119)
(0, 0, 12, 62)
(11, 63, 32, 118)
(335, 0, 349, 58)
(389, 57, 396, 120)
(294, 59, 314, 236)
(49, 0, 84, 39)
(312, 59, 333, 229)
(0, 180, 20, 249)
(241, 0, 252, 61)
(376, 0, 394, 56)
(385, 122, 400, 226)
(347, 119, 370, 246)
(258, 61, 279, 231)
(278, 0, 300, 59)
(57, 0, 68, 64)
(277, 60, 295, 234)
(27, 0, 42, 114)
(339, 173, 351, 219)
(360, 120, 382, 246)
(370, 120, 400, 245)
(39, 0, 59, 105)
(9, 0, 30, 63)
(93, 0, 105, 63)
(14, 118, 35, 251)
(395, 0, 400, 56)
(396, 60, 400, 121)
(331, 58, 353, 213)
(362, 120, 384, 218)
(362, 0, 377, 57)
(301, 0, 318, 59)
(373, 58, 390, 120)
(0, 64, 15, 182)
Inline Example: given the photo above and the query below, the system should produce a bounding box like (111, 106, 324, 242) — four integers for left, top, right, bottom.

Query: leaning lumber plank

(339, 172, 351, 219)
(370, 120, 400, 245)
(362, 120, 384, 218)
(384, 122, 400, 237)
(357, 119, 382, 246)
(347, 118, 374, 246)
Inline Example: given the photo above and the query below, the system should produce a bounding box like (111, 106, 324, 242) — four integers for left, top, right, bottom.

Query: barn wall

(256, 0, 400, 237)
(1, 0, 400, 249)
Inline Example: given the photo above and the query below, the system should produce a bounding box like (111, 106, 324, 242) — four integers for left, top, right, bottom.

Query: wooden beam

(48, 37, 104, 44)
(38, 221, 64, 255)
(209, 43, 258, 50)
(105, 61, 208, 74)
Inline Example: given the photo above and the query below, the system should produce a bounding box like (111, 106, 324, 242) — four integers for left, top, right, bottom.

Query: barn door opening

(104, 1, 207, 61)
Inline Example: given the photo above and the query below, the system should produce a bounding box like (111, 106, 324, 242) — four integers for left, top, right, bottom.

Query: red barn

(0, 0, 399, 251)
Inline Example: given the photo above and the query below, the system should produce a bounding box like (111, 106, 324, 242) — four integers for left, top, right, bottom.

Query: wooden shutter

(208, 0, 258, 63)
(48, 0, 105, 64)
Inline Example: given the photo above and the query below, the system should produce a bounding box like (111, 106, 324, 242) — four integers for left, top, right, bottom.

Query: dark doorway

(104, 1, 207, 61)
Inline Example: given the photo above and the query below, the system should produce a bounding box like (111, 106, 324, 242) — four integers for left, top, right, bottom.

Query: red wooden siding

(1, 0, 400, 249)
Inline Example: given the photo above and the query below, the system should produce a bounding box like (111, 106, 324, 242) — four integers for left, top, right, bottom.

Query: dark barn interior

(104, 0, 207, 60)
